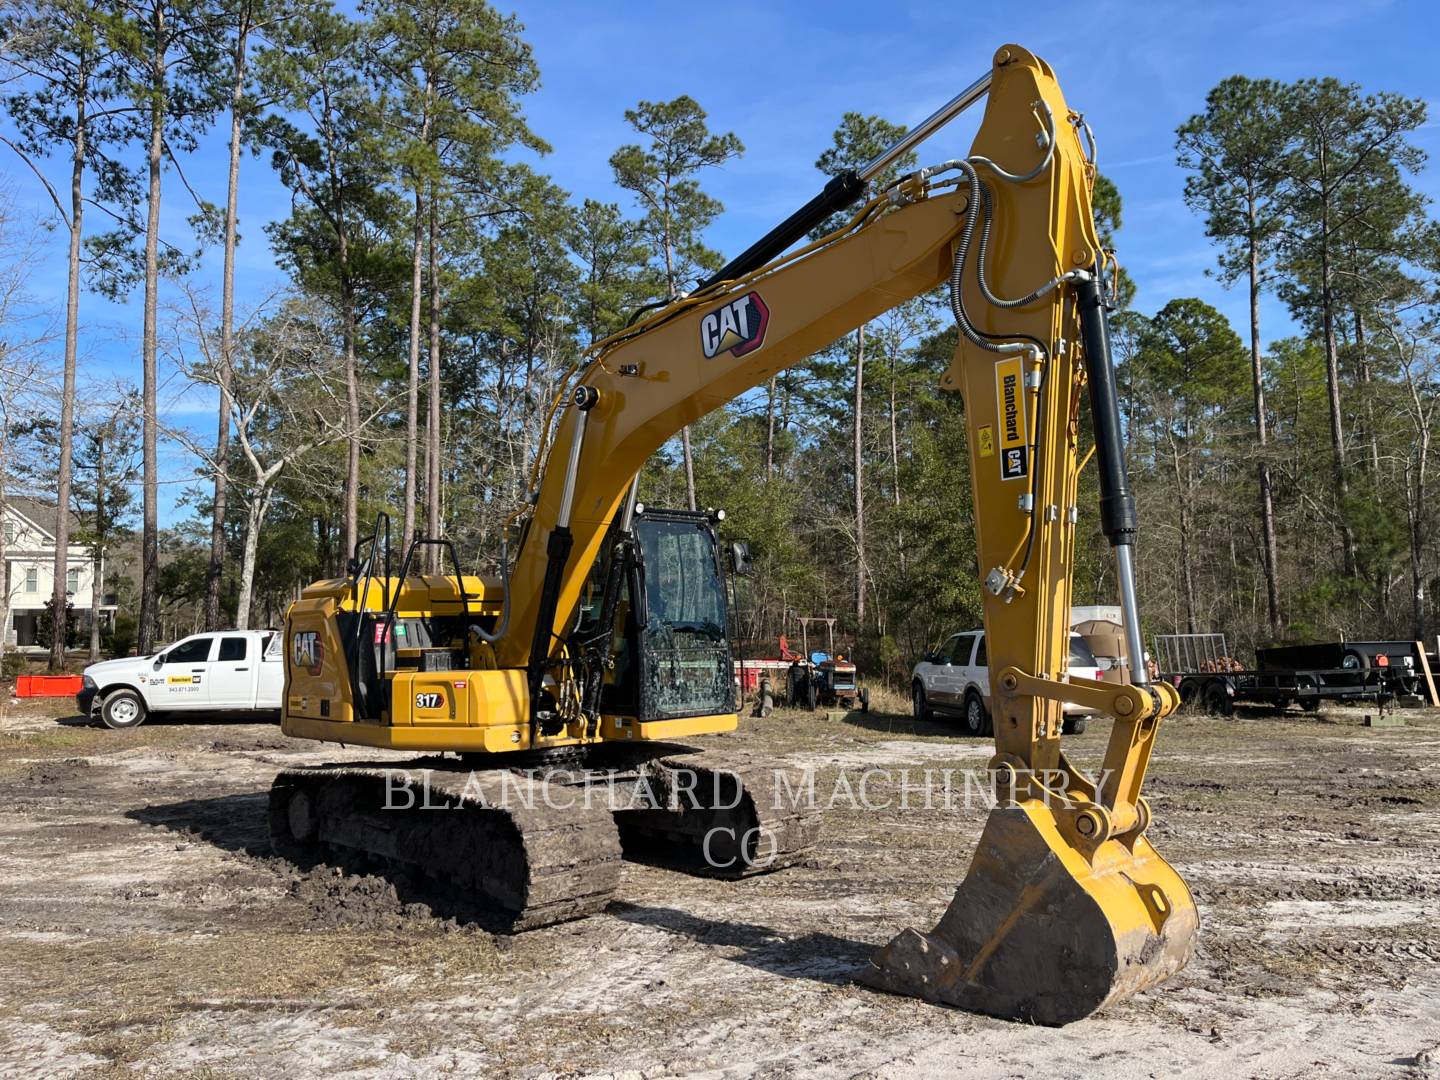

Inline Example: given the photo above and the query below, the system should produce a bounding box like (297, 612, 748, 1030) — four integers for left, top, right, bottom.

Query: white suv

(911, 630, 1102, 736)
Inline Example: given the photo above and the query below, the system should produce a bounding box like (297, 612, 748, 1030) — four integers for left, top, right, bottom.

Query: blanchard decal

(994, 357, 1029, 481)
(700, 292, 769, 359)
(166, 674, 202, 686)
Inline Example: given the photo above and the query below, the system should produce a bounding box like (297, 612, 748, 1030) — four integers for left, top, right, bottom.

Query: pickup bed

(79, 630, 284, 729)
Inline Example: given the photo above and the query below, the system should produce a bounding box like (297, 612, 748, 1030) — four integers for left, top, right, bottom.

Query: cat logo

(700, 292, 770, 359)
(292, 631, 324, 676)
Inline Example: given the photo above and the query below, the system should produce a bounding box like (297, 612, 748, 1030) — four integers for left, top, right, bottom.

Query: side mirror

(152, 655, 164, 670)
(729, 540, 753, 577)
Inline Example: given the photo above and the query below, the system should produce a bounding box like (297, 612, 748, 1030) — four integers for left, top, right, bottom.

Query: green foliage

(106, 613, 137, 658)
(610, 96, 742, 295)
(36, 597, 80, 650)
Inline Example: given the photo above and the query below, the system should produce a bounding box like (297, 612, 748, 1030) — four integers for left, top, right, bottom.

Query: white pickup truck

(78, 630, 285, 729)
(910, 629, 1103, 737)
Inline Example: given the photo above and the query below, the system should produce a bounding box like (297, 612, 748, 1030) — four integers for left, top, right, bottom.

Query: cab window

(218, 637, 249, 662)
(165, 637, 212, 665)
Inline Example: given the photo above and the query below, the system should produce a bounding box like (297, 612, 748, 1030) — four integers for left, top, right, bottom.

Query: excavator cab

(576, 506, 736, 725)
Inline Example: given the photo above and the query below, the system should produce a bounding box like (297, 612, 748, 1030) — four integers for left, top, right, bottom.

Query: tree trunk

(1316, 157, 1356, 577)
(341, 276, 360, 561)
(853, 325, 866, 630)
(1246, 202, 1282, 637)
(234, 488, 271, 631)
(207, 14, 249, 632)
(50, 90, 87, 671)
(137, 3, 165, 656)
(89, 437, 105, 664)
(90, 547, 103, 664)
(681, 426, 697, 511)
(426, 190, 442, 569)
(764, 376, 776, 480)
(1411, 460, 1427, 641)
(403, 187, 423, 547)
(1171, 438, 1198, 635)
(1354, 309, 1381, 475)
(0, 483, 9, 673)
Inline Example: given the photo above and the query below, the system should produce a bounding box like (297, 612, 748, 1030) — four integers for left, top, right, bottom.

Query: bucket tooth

(862, 801, 1197, 1026)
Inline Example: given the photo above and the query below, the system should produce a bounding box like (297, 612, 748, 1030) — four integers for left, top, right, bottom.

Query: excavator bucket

(863, 799, 1197, 1025)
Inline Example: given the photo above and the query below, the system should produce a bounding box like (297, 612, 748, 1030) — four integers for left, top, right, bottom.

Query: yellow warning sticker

(994, 357, 1029, 481)
(977, 426, 995, 458)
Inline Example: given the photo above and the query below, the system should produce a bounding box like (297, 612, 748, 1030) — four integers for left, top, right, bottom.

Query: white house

(2, 497, 116, 651)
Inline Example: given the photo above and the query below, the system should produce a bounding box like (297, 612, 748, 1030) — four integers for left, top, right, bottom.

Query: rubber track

(269, 763, 623, 931)
(615, 752, 822, 878)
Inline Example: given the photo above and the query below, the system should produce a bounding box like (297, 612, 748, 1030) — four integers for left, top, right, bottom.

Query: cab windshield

(637, 516, 731, 719)
(639, 519, 726, 641)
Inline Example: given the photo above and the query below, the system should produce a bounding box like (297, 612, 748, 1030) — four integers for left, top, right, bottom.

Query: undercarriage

(268, 744, 821, 931)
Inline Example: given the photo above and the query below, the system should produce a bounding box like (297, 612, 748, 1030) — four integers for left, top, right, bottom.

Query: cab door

(153, 636, 215, 708)
(934, 633, 972, 709)
(209, 635, 255, 707)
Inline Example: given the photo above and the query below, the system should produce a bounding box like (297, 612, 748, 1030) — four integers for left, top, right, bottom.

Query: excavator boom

(276, 43, 1196, 1024)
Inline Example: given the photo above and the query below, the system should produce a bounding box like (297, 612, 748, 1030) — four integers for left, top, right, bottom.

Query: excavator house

(273, 43, 1197, 1026)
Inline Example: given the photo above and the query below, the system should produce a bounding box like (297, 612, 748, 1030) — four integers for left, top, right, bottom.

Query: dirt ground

(2, 692, 1438, 1079)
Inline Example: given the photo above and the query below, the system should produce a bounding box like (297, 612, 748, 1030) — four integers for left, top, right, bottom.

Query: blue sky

(4, 0, 1439, 525)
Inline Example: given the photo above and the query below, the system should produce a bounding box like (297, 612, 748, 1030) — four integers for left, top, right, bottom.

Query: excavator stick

(857, 46, 1198, 1023)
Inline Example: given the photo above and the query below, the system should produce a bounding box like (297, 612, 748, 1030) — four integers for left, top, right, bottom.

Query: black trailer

(1154, 633, 1418, 716)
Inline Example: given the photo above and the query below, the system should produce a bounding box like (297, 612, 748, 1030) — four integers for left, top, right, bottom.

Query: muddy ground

(1, 694, 1437, 1079)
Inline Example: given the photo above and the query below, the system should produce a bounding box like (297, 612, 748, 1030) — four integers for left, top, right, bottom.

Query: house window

(25, 567, 37, 592)
(2, 522, 14, 545)
(66, 568, 79, 594)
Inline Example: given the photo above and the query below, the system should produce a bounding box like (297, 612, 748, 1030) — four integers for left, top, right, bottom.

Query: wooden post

(1414, 640, 1440, 708)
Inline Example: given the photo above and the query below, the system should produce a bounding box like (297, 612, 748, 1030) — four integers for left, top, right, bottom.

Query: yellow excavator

(273, 44, 1196, 1025)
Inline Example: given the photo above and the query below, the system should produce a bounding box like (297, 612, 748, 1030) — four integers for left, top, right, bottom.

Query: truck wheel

(100, 689, 147, 730)
(912, 683, 930, 722)
(1202, 680, 1233, 717)
(1062, 716, 1089, 735)
(1179, 681, 1200, 710)
(964, 690, 992, 738)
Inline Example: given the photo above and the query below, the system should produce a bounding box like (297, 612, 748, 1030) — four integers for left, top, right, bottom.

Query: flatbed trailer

(1172, 666, 1389, 716)
(1154, 633, 1416, 716)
